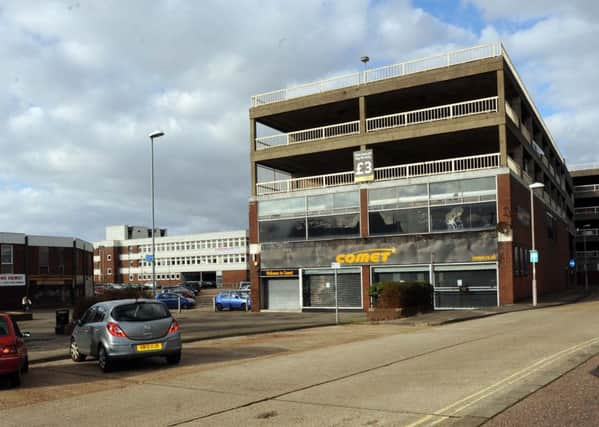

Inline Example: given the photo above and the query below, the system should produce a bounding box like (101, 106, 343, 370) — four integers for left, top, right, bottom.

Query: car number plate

(136, 343, 162, 352)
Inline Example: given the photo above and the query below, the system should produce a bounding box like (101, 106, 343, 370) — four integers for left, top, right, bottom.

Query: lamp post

(529, 182, 544, 306)
(149, 131, 164, 296)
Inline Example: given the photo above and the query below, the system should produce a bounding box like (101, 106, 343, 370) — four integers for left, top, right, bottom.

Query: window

(430, 202, 496, 231)
(260, 218, 306, 242)
(369, 208, 428, 235)
(307, 214, 360, 239)
(112, 302, 170, 322)
(1, 245, 13, 274)
(107, 268, 112, 275)
(107, 254, 112, 261)
(39, 246, 49, 274)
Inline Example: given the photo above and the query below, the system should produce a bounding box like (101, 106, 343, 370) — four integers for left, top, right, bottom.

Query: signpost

(529, 250, 539, 264)
(569, 259, 576, 269)
(145, 255, 153, 263)
(331, 262, 341, 324)
(353, 150, 374, 183)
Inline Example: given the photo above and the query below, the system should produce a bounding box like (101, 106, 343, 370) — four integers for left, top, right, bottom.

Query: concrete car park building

(247, 42, 574, 312)
(94, 225, 249, 287)
(0, 232, 94, 310)
(570, 165, 599, 286)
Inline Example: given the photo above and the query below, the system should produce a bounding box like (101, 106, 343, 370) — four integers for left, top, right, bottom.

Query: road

(1, 297, 599, 426)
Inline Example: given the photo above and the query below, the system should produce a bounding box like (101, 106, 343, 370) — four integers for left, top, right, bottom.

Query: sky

(1, 0, 598, 242)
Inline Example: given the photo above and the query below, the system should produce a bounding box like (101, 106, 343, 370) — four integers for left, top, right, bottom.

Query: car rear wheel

(70, 339, 86, 362)
(216, 303, 223, 311)
(166, 351, 181, 365)
(22, 356, 29, 373)
(98, 345, 113, 372)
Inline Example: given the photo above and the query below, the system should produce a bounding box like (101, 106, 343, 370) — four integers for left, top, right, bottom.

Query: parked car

(180, 281, 201, 295)
(239, 281, 251, 291)
(200, 280, 217, 288)
(70, 299, 182, 372)
(215, 291, 251, 311)
(165, 286, 195, 299)
(0, 313, 30, 387)
(155, 292, 196, 309)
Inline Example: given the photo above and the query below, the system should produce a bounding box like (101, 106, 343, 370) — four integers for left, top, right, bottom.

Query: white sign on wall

(0, 274, 26, 287)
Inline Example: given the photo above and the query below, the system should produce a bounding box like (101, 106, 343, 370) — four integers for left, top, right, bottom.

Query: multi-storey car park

(94, 225, 249, 288)
(247, 42, 575, 312)
(570, 165, 599, 287)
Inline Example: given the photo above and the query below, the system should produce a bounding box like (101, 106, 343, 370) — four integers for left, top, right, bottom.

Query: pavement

(15, 285, 596, 366)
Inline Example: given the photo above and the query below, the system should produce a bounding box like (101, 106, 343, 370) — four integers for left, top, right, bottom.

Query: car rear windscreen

(112, 302, 170, 322)
(0, 318, 9, 336)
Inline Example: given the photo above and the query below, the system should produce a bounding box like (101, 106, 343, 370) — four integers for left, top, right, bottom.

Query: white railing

(575, 206, 599, 216)
(575, 184, 599, 193)
(366, 96, 498, 132)
(256, 153, 500, 195)
(256, 120, 359, 150)
(577, 228, 599, 236)
(569, 163, 599, 172)
(505, 102, 520, 126)
(251, 43, 502, 107)
(256, 171, 354, 195)
(576, 250, 599, 258)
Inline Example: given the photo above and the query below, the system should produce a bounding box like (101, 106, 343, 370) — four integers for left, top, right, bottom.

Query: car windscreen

(0, 318, 9, 336)
(111, 302, 171, 322)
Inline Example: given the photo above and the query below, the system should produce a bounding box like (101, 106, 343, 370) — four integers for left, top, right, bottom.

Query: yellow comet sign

(335, 248, 396, 264)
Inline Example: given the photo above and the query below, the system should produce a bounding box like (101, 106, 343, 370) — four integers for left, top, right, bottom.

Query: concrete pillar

(250, 119, 257, 197)
(248, 201, 261, 311)
(359, 96, 367, 135)
(499, 124, 508, 167)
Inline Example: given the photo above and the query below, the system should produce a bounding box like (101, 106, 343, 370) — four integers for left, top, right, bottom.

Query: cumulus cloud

(0, 0, 596, 242)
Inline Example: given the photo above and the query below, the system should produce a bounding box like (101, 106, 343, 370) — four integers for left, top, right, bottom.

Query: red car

(0, 313, 29, 387)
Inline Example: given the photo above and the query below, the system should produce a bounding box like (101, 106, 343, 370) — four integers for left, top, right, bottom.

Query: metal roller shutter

(303, 273, 362, 308)
(266, 279, 300, 311)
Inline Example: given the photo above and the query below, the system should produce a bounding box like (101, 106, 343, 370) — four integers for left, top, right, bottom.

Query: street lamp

(529, 182, 544, 306)
(149, 131, 164, 296)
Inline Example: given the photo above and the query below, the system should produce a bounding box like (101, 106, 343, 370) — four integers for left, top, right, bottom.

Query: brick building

(247, 42, 574, 312)
(94, 225, 249, 287)
(0, 233, 94, 310)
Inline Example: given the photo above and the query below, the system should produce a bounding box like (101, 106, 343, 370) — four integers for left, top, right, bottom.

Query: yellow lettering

(370, 253, 380, 263)
(345, 254, 355, 263)
(356, 253, 370, 263)
(381, 252, 390, 262)
(336, 254, 345, 263)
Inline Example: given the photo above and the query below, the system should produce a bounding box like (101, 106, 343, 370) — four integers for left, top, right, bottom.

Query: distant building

(570, 165, 599, 286)
(94, 225, 249, 287)
(247, 42, 574, 312)
(0, 233, 94, 310)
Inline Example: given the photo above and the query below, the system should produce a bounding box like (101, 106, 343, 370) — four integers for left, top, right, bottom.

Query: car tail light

(0, 344, 17, 356)
(168, 319, 180, 334)
(106, 322, 127, 337)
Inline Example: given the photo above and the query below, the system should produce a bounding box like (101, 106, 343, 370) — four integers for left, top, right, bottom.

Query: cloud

(0, 0, 596, 243)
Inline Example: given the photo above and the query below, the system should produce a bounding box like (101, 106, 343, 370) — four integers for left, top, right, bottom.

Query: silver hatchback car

(70, 299, 182, 372)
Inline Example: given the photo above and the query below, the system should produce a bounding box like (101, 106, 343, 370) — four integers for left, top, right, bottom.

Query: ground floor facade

(249, 171, 574, 312)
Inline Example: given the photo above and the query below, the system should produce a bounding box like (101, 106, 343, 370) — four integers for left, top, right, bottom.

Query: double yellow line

(405, 335, 599, 427)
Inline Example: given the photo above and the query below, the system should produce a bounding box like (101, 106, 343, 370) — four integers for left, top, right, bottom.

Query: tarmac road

(1, 295, 599, 426)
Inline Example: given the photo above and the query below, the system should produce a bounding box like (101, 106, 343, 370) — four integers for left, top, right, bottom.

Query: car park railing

(251, 43, 502, 107)
(256, 120, 359, 150)
(366, 96, 497, 132)
(256, 152, 500, 195)
(575, 184, 599, 194)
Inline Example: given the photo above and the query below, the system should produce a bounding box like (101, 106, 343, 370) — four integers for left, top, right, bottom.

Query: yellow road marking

(405, 335, 599, 427)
